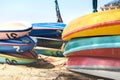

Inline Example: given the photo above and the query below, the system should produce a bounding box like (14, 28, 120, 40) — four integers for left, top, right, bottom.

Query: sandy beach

(0, 54, 111, 80)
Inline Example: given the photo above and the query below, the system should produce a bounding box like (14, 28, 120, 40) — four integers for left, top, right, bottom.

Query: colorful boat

(64, 35, 120, 58)
(67, 56, 120, 70)
(34, 37, 65, 56)
(0, 36, 35, 53)
(4, 51, 37, 59)
(62, 9, 120, 40)
(100, 0, 120, 11)
(36, 37, 64, 49)
(34, 46, 64, 57)
(29, 22, 66, 39)
(0, 21, 32, 40)
(0, 51, 37, 64)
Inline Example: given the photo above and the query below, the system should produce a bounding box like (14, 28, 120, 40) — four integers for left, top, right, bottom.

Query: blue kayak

(29, 22, 66, 39)
(0, 36, 36, 53)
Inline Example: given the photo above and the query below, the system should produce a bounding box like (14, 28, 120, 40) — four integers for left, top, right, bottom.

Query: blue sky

(0, 0, 112, 24)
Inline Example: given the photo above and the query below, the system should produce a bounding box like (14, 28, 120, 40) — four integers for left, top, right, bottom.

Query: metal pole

(92, 0, 98, 12)
(55, 0, 63, 23)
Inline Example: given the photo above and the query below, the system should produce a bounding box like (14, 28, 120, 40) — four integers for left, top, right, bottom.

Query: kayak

(29, 22, 66, 39)
(0, 51, 37, 64)
(35, 46, 64, 57)
(67, 56, 120, 70)
(0, 36, 35, 53)
(0, 21, 32, 40)
(62, 9, 120, 40)
(64, 35, 120, 58)
(36, 37, 64, 49)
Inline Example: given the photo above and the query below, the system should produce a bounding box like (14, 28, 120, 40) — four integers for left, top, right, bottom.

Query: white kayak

(0, 21, 32, 40)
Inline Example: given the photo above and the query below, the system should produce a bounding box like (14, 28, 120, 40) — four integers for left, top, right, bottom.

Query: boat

(35, 46, 64, 57)
(64, 35, 120, 58)
(100, 0, 120, 11)
(69, 68, 120, 80)
(0, 36, 36, 53)
(0, 21, 32, 40)
(36, 37, 64, 49)
(34, 37, 65, 57)
(29, 22, 66, 39)
(4, 50, 38, 59)
(62, 9, 120, 41)
(0, 51, 37, 64)
(67, 56, 120, 80)
(63, 1, 120, 79)
(66, 56, 120, 70)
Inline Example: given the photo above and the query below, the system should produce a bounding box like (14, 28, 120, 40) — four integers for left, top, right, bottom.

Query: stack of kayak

(100, 0, 120, 11)
(62, 9, 120, 71)
(0, 21, 37, 65)
(29, 23, 66, 57)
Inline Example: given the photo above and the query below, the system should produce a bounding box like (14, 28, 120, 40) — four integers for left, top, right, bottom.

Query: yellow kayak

(62, 9, 120, 41)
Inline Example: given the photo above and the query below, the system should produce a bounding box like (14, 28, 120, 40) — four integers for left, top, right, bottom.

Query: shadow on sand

(26, 58, 55, 69)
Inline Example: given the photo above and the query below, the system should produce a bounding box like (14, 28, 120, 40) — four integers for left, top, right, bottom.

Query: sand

(0, 54, 109, 80)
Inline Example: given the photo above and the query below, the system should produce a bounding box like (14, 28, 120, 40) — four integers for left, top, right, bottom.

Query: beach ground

(0, 54, 110, 80)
